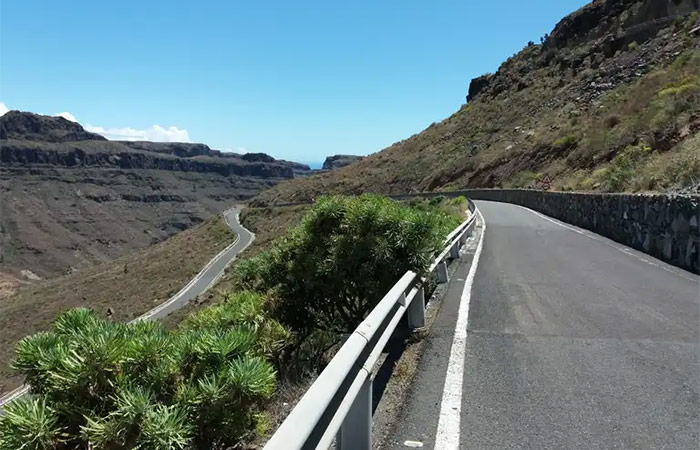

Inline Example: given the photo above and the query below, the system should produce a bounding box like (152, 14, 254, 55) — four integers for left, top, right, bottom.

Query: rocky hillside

(0, 111, 309, 285)
(253, 0, 700, 205)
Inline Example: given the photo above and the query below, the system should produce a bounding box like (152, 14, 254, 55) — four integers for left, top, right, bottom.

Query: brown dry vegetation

(0, 215, 236, 394)
(161, 205, 311, 329)
(252, 10, 700, 205)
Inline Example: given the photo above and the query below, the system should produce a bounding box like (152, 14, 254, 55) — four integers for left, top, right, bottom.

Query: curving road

(137, 206, 255, 321)
(385, 200, 699, 449)
(0, 205, 255, 408)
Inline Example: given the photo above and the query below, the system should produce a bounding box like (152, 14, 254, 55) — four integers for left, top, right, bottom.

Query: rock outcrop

(0, 112, 312, 179)
(322, 154, 363, 170)
(0, 111, 107, 142)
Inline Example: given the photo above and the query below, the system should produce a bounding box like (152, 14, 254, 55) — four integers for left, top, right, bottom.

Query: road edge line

(434, 207, 486, 449)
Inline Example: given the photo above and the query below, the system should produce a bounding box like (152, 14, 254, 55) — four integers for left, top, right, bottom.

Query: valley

(0, 111, 312, 287)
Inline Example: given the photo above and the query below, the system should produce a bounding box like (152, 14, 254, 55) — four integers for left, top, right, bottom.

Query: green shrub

(553, 134, 579, 149)
(651, 75, 700, 129)
(594, 144, 653, 192)
(0, 396, 64, 450)
(3, 297, 286, 449)
(627, 41, 638, 51)
(234, 195, 461, 338)
(631, 134, 700, 191)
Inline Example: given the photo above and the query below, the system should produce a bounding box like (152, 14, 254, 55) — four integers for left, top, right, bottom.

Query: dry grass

(0, 215, 236, 394)
(631, 133, 700, 192)
(239, 205, 312, 256)
(161, 205, 312, 329)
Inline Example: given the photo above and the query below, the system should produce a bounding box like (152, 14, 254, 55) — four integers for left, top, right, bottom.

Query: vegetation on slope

(1, 196, 464, 448)
(234, 195, 461, 377)
(1, 297, 285, 450)
(160, 205, 313, 328)
(0, 215, 236, 395)
(251, 6, 700, 205)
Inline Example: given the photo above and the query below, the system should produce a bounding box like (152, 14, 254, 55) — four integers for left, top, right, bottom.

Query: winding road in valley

(385, 200, 699, 450)
(137, 206, 255, 321)
(0, 205, 255, 408)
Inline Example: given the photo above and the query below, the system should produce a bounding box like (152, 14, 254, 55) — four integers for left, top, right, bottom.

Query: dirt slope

(0, 214, 235, 394)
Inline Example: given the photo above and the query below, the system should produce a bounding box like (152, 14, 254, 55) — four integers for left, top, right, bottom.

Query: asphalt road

(138, 206, 255, 320)
(384, 200, 699, 449)
(0, 206, 254, 408)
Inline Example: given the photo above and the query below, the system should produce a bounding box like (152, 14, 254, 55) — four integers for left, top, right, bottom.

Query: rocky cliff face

(322, 154, 363, 170)
(0, 111, 107, 142)
(0, 113, 311, 179)
(0, 111, 309, 280)
(467, 0, 700, 104)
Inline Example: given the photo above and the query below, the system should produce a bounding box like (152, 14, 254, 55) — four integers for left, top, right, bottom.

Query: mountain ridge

(0, 111, 309, 282)
(252, 0, 700, 205)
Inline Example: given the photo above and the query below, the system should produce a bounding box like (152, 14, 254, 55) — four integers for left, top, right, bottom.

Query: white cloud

(55, 112, 78, 122)
(0, 102, 8, 116)
(84, 124, 191, 142)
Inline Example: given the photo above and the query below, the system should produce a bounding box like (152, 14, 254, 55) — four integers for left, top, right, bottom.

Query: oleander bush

(0, 292, 286, 450)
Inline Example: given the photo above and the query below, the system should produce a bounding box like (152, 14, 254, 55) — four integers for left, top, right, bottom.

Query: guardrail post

(337, 376, 372, 450)
(450, 242, 460, 259)
(437, 261, 449, 283)
(407, 287, 425, 328)
(460, 231, 468, 245)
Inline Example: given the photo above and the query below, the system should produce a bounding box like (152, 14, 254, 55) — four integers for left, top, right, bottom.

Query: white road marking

(403, 440, 424, 447)
(434, 208, 486, 450)
(508, 203, 697, 283)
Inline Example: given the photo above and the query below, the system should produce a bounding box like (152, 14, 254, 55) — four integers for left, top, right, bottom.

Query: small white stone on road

(404, 440, 424, 448)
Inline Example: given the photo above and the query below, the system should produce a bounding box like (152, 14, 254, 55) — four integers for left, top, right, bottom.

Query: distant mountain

(0, 111, 310, 282)
(253, 0, 700, 205)
(0, 110, 107, 142)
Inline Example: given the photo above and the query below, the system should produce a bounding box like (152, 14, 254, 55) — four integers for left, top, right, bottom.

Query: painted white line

(0, 386, 29, 406)
(507, 203, 697, 283)
(434, 208, 486, 450)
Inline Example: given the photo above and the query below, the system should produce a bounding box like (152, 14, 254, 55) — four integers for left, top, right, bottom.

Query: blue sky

(1, 0, 588, 165)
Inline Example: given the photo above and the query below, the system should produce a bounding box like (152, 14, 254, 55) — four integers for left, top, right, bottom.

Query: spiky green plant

(6, 303, 284, 449)
(0, 395, 65, 450)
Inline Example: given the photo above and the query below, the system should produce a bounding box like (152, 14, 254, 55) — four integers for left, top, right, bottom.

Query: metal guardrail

(263, 200, 479, 450)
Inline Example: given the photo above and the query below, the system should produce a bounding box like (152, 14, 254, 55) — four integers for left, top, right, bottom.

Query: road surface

(0, 206, 254, 408)
(384, 200, 699, 449)
(138, 206, 255, 320)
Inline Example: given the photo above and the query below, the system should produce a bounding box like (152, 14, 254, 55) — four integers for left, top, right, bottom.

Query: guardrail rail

(264, 200, 479, 450)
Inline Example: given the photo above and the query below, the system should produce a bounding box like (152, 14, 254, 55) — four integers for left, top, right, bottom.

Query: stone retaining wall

(452, 190, 699, 274)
